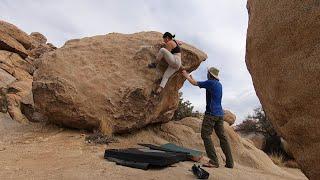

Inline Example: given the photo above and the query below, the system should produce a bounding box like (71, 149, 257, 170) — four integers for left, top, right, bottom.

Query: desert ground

(0, 113, 307, 180)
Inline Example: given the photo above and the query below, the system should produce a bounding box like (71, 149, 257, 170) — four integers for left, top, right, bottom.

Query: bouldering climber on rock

(182, 67, 234, 169)
(148, 32, 182, 94)
(33, 31, 207, 133)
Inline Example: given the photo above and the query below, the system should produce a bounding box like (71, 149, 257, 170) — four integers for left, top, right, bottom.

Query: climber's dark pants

(201, 114, 234, 167)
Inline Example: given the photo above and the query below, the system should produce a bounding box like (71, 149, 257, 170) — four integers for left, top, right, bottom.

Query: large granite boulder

(33, 32, 207, 134)
(246, 1, 320, 179)
(0, 20, 33, 50)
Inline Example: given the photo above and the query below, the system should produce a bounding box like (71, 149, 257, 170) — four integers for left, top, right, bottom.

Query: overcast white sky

(0, 0, 260, 123)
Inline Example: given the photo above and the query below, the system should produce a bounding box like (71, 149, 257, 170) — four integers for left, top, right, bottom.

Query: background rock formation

(223, 109, 236, 125)
(33, 32, 207, 134)
(0, 20, 55, 123)
(29, 31, 57, 59)
(246, 1, 320, 179)
(236, 131, 266, 150)
(116, 117, 302, 178)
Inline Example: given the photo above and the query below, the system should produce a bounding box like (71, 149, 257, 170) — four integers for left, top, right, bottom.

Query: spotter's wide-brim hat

(208, 67, 220, 80)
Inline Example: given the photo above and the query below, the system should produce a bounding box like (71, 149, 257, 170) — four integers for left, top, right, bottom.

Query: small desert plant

(270, 154, 300, 169)
(99, 116, 113, 136)
(235, 119, 260, 133)
(269, 153, 285, 167)
(236, 106, 276, 138)
(173, 92, 203, 120)
(84, 116, 118, 145)
(284, 160, 300, 169)
(85, 130, 117, 145)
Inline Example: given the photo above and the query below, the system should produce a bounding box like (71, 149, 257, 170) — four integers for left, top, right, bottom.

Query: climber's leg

(159, 66, 178, 89)
(151, 48, 182, 94)
(157, 48, 180, 68)
(149, 48, 177, 68)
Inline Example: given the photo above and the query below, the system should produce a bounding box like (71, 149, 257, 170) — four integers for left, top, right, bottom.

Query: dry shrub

(99, 116, 113, 136)
(173, 92, 202, 120)
(284, 160, 300, 169)
(84, 116, 117, 145)
(85, 131, 117, 145)
(269, 153, 285, 167)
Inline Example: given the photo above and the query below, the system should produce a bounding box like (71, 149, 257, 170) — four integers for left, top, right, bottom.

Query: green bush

(236, 119, 260, 133)
(236, 106, 276, 138)
(173, 92, 202, 120)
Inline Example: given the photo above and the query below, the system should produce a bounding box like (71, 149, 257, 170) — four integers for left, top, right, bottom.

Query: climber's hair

(163, 32, 175, 39)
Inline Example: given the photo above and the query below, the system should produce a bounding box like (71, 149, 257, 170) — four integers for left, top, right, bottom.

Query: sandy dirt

(0, 113, 307, 180)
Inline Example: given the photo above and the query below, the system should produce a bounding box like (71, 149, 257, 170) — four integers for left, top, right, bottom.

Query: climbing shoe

(192, 164, 210, 179)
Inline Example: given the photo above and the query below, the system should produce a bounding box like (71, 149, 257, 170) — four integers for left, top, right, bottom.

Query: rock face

(29, 32, 57, 59)
(30, 32, 47, 44)
(0, 20, 55, 123)
(0, 31, 29, 59)
(246, 1, 320, 179)
(0, 49, 33, 123)
(33, 32, 207, 134)
(0, 20, 33, 50)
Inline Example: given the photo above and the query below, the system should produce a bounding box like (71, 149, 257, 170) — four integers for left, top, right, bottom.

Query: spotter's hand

(182, 70, 189, 78)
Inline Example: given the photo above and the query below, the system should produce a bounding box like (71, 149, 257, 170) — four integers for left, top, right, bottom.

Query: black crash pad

(138, 143, 202, 160)
(106, 157, 150, 170)
(104, 148, 187, 168)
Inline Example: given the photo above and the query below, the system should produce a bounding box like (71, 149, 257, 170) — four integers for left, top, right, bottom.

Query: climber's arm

(182, 70, 198, 86)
